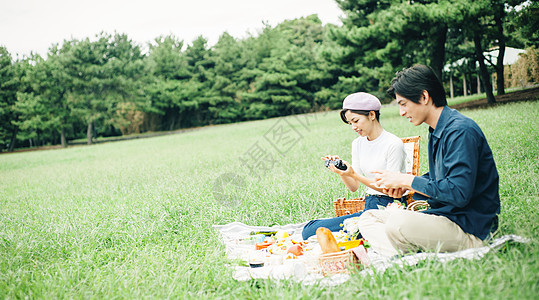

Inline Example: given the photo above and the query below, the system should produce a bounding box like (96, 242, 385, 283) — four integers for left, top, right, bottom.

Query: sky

(0, 0, 344, 58)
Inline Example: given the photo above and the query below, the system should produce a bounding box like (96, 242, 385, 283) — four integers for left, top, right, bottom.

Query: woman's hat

(342, 92, 381, 111)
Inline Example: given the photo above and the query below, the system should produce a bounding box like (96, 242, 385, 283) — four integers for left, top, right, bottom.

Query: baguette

(316, 227, 341, 253)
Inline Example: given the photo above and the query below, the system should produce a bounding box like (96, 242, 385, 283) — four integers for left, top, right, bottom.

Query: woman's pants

(301, 194, 398, 240)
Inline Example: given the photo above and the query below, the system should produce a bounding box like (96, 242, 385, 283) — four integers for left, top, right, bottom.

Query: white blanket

(213, 222, 529, 286)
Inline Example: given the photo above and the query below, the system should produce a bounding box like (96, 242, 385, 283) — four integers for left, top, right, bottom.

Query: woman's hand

(322, 155, 359, 192)
(383, 187, 407, 199)
(321, 155, 340, 161)
(321, 155, 354, 176)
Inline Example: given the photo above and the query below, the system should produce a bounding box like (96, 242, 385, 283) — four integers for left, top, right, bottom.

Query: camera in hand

(324, 159, 347, 171)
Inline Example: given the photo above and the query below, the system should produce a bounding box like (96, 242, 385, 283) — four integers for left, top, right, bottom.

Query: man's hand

(371, 170, 415, 190)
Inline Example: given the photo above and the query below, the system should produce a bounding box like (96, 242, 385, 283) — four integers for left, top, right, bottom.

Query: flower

(341, 217, 362, 241)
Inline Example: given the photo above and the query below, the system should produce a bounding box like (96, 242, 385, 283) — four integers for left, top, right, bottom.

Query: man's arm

(410, 129, 479, 207)
(373, 129, 479, 207)
(371, 171, 430, 198)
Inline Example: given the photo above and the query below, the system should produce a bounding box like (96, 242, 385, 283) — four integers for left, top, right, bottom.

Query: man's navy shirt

(411, 106, 500, 240)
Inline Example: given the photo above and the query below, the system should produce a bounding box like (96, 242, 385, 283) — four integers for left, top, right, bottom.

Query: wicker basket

(318, 249, 358, 276)
(334, 198, 429, 216)
(333, 197, 365, 217)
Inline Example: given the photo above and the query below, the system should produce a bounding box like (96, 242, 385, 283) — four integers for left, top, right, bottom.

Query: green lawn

(1, 101, 538, 299)
(446, 86, 530, 106)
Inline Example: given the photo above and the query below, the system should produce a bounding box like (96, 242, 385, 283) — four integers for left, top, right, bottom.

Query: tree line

(1, 0, 537, 152)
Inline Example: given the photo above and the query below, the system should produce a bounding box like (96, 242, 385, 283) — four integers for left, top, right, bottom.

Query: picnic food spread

(237, 224, 369, 276)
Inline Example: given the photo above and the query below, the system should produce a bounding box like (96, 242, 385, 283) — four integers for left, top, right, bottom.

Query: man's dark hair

(387, 65, 447, 107)
(340, 109, 380, 124)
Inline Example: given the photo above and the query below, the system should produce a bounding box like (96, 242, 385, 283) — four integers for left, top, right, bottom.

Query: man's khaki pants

(357, 209, 484, 257)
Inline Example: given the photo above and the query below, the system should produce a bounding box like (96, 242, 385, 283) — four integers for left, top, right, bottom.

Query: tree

(62, 32, 145, 143)
(329, 0, 451, 98)
(146, 35, 188, 130)
(207, 32, 245, 124)
(459, 0, 526, 103)
(328, 0, 396, 99)
(241, 16, 332, 118)
(473, 31, 496, 103)
(15, 45, 75, 147)
(106, 33, 148, 135)
(332, 0, 532, 105)
(506, 1, 539, 48)
(146, 35, 209, 130)
(0, 47, 20, 151)
(184, 36, 215, 126)
(469, 0, 528, 96)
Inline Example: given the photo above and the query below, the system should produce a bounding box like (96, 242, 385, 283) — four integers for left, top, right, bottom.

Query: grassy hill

(0, 100, 538, 298)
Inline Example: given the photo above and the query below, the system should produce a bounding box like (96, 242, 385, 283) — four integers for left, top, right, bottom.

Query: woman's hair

(340, 109, 380, 124)
(387, 64, 447, 107)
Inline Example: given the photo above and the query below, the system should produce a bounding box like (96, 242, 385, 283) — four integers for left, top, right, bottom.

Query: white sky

(0, 0, 344, 58)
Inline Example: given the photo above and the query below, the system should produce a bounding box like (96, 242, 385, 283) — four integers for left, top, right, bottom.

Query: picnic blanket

(213, 221, 530, 286)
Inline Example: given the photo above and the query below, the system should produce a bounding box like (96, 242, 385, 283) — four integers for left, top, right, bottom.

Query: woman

(301, 92, 406, 240)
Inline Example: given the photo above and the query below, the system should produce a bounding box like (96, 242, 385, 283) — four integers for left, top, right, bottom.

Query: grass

(446, 86, 532, 106)
(0, 101, 538, 299)
(447, 93, 488, 106)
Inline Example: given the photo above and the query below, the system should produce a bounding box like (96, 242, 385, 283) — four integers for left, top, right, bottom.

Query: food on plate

(267, 236, 307, 255)
(287, 244, 304, 256)
(250, 230, 277, 236)
(316, 227, 340, 254)
(239, 234, 265, 245)
(285, 253, 297, 260)
(256, 241, 274, 250)
(337, 239, 363, 250)
(275, 230, 290, 239)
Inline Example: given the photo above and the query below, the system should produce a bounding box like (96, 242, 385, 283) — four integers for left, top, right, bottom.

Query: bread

(316, 227, 341, 254)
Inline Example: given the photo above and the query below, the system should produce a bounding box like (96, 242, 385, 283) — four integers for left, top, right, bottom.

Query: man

(356, 65, 500, 257)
